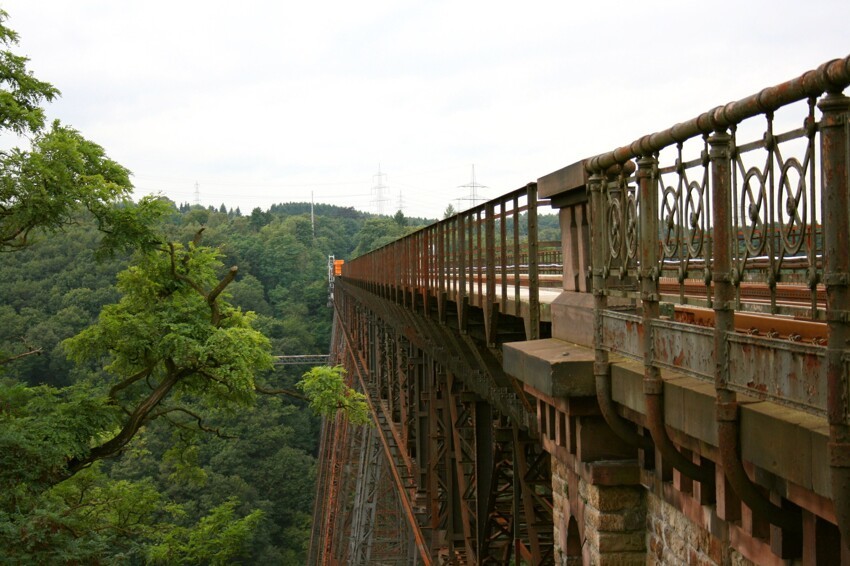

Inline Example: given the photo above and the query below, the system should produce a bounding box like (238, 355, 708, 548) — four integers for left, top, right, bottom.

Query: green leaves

(0, 10, 59, 136)
(0, 382, 120, 494)
(0, 121, 168, 254)
(297, 365, 371, 426)
(146, 498, 264, 565)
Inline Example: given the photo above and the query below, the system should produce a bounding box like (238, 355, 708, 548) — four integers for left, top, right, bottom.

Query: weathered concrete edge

(611, 358, 831, 499)
(503, 338, 596, 398)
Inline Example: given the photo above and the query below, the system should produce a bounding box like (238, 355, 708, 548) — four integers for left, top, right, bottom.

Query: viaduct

(308, 56, 850, 565)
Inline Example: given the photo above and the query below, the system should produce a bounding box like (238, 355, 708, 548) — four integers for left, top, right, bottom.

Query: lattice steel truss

(309, 281, 554, 564)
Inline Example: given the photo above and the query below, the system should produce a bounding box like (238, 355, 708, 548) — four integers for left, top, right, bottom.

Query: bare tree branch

(254, 385, 308, 401)
(0, 347, 42, 366)
(67, 364, 188, 474)
(154, 406, 236, 439)
(108, 365, 155, 399)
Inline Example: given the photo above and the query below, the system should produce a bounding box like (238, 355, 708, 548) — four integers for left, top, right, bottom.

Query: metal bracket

(593, 361, 609, 376)
(715, 401, 739, 422)
(829, 442, 850, 468)
(643, 378, 663, 395)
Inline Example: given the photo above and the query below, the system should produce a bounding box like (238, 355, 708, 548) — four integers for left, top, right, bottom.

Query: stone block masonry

(552, 457, 646, 565)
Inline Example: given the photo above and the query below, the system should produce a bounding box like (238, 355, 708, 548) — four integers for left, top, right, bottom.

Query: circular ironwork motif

(777, 157, 807, 255)
(625, 193, 638, 260)
(684, 180, 705, 258)
(740, 166, 767, 256)
(661, 185, 679, 257)
(608, 196, 622, 259)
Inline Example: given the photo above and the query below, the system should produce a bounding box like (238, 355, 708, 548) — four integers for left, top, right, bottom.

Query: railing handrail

(587, 55, 850, 171)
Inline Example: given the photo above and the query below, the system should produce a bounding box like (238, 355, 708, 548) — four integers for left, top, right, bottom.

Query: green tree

(352, 217, 408, 257)
(0, 9, 58, 135)
(0, 9, 165, 256)
(0, 10, 348, 562)
(146, 498, 264, 565)
(63, 237, 274, 475)
(298, 365, 370, 426)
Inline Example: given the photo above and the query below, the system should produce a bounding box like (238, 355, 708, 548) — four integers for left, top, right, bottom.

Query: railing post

(710, 126, 800, 535)
(590, 169, 643, 451)
(637, 154, 714, 488)
(459, 213, 468, 332)
(820, 89, 850, 549)
(513, 195, 521, 317)
(527, 182, 540, 340)
(423, 229, 431, 317)
(485, 201, 497, 346)
(438, 221, 446, 322)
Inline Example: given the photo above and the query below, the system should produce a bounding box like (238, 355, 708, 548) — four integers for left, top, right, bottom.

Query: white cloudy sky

(2, 1, 848, 218)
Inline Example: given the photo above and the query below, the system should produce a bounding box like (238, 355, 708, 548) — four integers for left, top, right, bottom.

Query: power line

(455, 164, 487, 210)
(371, 165, 390, 216)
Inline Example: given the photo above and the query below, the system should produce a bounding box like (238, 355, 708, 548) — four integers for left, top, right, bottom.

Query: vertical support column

(562, 203, 581, 292)
(820, 90, 850, 550)
(476, 209, 483, 299)
(639, 155, 713, 488)
(591, 170, 652, 452)
(710, 129, 735, 408)
(423, 229, 431, 317)
(447, 377, 477, 562)
(438, 221, 446, 322)
(500, 201, 508, 307)
(513, 195, 521, 316)
(474, 401, 493, 552)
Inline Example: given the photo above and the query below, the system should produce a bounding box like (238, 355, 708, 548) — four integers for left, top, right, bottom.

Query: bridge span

(308, 56, 850, 565)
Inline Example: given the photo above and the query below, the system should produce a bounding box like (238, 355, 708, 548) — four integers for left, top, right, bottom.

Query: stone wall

(645, 491, 758, 566)
(552, 457, 646, 565)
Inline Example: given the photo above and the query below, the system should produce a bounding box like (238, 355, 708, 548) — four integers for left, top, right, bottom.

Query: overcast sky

(3, 1, 848, 219)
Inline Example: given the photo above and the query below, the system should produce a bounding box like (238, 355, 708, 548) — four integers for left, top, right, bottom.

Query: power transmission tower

(371, 165, 390, 216)
(194, 181, 200, 206)
(456, 164, 487, 210)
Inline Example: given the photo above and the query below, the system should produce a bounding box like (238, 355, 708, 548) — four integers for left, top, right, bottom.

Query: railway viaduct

(308, 56, 850, 565)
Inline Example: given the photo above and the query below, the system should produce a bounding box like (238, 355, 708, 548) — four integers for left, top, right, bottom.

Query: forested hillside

(0, 201, 431, 563)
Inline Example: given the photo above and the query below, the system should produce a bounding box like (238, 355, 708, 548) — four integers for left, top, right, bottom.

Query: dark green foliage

(0, 9, 388, 562)
(0, 197, 428, 562)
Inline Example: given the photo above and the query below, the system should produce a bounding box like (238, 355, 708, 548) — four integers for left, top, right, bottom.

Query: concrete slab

(662, 374, 718, 447)
(502, 338, 595, 398)
(611, 360, 646, 414)
(608, 358, 831, 499)
(550, 291, 596, 347)
(740, 401, 827, 494)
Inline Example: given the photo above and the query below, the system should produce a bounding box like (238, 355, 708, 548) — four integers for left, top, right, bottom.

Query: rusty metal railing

(344, 184, 561, 342)
(587, 59, 850, 320)
(587, 57, 850, 413)
(587, 55, 850, 537)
